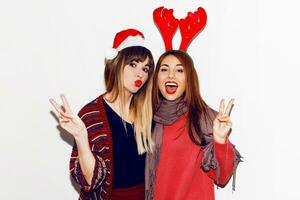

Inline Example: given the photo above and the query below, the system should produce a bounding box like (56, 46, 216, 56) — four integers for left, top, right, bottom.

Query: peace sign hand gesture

(49, 94, 87, 139)
(213, 99, 234, 144)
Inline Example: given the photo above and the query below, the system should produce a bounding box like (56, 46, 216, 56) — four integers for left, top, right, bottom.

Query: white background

(1, 0, 299, 199)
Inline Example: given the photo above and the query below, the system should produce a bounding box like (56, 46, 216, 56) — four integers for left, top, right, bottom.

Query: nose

(168, 70, 175, 79)
(137, 69, 144, 79)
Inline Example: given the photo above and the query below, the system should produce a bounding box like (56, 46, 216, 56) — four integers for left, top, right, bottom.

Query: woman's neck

(104, 91, 133, 122)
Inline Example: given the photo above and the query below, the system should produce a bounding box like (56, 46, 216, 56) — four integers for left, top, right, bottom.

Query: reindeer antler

(179, 7, 207, 51)
(153, 6, 179, 51)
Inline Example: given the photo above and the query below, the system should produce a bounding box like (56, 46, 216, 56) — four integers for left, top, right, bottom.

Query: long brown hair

(105, 46, 155, 153)
(153, 50, 213, 146)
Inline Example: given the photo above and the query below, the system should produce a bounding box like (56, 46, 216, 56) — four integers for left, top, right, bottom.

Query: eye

(129, 62, 137, 68)
(177, 69, 184, 73)
(143, 67, 150, 73)
(160, 67, 168, 72)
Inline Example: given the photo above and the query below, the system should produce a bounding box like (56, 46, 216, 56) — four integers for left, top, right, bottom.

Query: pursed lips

(135, 80, 143, 87)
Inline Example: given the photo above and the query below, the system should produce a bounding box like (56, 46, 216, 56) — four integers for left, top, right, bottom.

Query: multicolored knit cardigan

(69, 95, 114, 200)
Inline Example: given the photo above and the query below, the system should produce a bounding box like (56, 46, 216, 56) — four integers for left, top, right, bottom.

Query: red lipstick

(135, 80, 142, 87)
(165, 81, 178, 94)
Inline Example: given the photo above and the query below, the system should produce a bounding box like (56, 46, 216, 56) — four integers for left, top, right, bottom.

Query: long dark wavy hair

(152, 50, 214, 146)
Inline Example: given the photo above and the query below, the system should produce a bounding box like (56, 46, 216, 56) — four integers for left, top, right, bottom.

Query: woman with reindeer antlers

(145, 7, 242, 200)
(50, 29, 154, 200)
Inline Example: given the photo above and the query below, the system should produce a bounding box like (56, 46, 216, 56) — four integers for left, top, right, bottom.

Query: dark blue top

(103, 100, 146, 188)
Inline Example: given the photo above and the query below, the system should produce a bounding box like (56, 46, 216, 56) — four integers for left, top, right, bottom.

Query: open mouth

(165, 81, 178, 94)
(135, 80, 142, 87)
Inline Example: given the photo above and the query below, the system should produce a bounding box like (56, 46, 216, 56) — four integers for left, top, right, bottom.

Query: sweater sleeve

(69, 103, 109, 193)
(70, 142, 107, 193)
(201, 139, 242, 188)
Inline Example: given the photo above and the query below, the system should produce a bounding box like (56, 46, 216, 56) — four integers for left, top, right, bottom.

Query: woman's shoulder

(77, 94, 105, 118)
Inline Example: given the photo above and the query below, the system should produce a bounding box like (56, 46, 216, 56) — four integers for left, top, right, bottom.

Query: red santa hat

(105, 28, 146, 60)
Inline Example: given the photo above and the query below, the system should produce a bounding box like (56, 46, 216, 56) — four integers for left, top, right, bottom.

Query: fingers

(49, 97, 74, 119)
(217, 115, 231, 123)
(59, 115, 73, 124)
(49, 98, 64, 114)
(225, 98, 235, 116)
(51, 109, 71, 125)
(218, 99, 225, 114)
(52, 108, 74, 121)
(216, 116, 232, 130)
(218, 98, 235, 116)
(57, 114, 69, 123)
(60, 93, 72, 114)
(61, 112, 74, 119)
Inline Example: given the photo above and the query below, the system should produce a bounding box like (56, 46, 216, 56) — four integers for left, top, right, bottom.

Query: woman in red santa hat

(145, 7, 242, 200)
(50, 28, 154, 200)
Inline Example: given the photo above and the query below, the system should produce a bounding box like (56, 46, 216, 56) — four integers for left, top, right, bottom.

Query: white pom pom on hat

(105, 48, 118, 60)
(105, 28, 146, 60)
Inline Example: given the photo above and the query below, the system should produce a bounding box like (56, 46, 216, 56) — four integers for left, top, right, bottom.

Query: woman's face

(157, 55, 186, 101)
(123, 57, 150, 94)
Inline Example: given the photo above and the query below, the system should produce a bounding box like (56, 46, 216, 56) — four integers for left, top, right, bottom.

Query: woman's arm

(50, 94, 105, 190)
(202, 99, 241, 187)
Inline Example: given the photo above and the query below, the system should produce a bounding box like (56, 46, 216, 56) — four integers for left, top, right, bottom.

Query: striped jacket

(70, 94, 114, 200)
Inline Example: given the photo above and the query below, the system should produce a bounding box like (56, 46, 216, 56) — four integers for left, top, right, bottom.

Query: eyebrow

(130, 59, 139, 63)
(160, 64, 183, 67)
(130, 60, 151, 67)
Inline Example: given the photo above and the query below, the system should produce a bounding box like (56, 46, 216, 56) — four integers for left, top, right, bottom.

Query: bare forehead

(161, 55, 182, 66)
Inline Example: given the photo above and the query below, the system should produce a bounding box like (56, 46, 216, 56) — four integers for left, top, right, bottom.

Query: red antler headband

(153, 6, 207, 51)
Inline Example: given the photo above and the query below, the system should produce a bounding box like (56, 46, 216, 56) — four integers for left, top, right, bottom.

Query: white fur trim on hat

(105, 35, 146, 60)
(116, 35, 145, 51)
